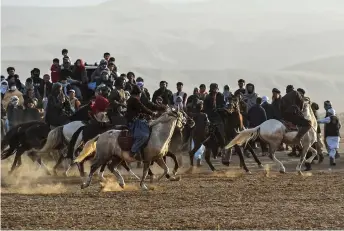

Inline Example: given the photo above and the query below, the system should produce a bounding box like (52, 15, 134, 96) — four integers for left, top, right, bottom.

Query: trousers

(129, 119, 150, 153)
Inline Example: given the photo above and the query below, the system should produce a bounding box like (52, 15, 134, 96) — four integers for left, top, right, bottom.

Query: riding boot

(291, 126, 310, 148)
(330, 157, 336, 166)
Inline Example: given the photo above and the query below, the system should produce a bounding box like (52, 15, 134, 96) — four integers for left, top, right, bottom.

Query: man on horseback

(126, 85, 158, 162)
(203, 83, 226, 151)
(108, 77, 127, 124)
(280, 85, 311, 147)
(89, 87, 110, 124)
(45, 83, 73, 128)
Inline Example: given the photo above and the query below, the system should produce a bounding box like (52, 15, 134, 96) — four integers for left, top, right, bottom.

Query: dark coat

(203, 92, 225, 122)
(152, 88, 173, 105)
(247, 104, 267, 128)
(45, 95, 71, 126)
(280, 90, 304, 115)
(271, 97, 282, 120)
(126, 96, 154, 122)
(261, 102, 274, 120)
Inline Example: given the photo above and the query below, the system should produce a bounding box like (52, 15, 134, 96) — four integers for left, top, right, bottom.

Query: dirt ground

(1, 147, 344, 230)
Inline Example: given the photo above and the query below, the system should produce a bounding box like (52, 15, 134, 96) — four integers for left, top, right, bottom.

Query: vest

(173, 91, 186, 104)
(324, 116, 340, 137)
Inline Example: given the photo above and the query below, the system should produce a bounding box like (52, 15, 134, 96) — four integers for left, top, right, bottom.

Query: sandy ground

(1, 147, 344, 230)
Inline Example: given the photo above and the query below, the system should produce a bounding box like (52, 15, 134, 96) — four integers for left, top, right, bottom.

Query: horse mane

(149, 112, 173, 127)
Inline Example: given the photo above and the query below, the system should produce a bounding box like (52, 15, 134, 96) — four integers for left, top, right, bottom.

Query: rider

(280, 85, 311, 147)
(108, 78, 127, 124)
(89, 87, 110, 123)
(203, 83, 226, 150)
(125, 85, 158, 162)
(45, 83, 72, 128)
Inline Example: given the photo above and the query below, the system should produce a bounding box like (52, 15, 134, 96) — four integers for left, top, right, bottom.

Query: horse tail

(74, 135, 99, 163)
(39, 126, 64, 153)
(225, 126, 260, 149)
(67, 126, 85, 160)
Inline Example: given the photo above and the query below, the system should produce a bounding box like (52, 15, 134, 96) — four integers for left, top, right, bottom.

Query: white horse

(74, 108, 186, 190)
(225, 99, 317, 175)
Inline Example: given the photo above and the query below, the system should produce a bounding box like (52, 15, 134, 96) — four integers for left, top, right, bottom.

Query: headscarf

(137, 81, 144, 88)
(327, 108, 336, 116)
(1, 80, 8, 94)
(174, 95, 184, 110)
(261, 96, 269, 104)
(10, 95, 19, 106)
(91, 95, 110, 115)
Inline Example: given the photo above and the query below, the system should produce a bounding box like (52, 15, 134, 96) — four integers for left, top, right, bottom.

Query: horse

(74, 108, 186, 190)
(37, 104, 109, 175)
(1, 121, 51, 175)
(186, 100, 262, 173)
(225, 99, 317, 175)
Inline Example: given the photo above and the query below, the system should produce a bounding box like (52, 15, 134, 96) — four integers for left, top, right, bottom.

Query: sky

(1, 0, 208, 7)
(1, 0, 108, 7)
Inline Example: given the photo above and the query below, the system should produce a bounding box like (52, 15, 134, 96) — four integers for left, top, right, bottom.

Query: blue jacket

(247, 104, 267, 128)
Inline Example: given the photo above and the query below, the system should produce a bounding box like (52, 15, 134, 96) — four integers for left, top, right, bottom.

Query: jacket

(280, 90, 304, 115)
(247, 104, 267, 128)
(152, 88, 173, 105)
(126, 96, 154, 122)
(261, 102, 274, 120)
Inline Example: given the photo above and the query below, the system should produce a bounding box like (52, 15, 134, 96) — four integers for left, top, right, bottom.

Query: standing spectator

(62, 48, 72, 63)
(1, 80, 8, 99)
(247, 97, 268, 155)
(2, 82, 24, 109)
(223, 85, 233, 106)
(172, 82, 187, 107)
(261, 96, 274, 120)
(50, 58, 61, 83)
(234, 79, 246, 96)
(68, 89, 81, 113)
(31, 68, 44, 91)
(103, 52, 111, 61)
(318, 108, 341, 166)
(125, 71, 136, 92)
(198, 84, 208, 101)
(72, 59, 88, 83)
(152, 81, 173, 106)
(40, 74, 53, 98)
(271, 88, 282, 120)
(243, 83, 258, 112)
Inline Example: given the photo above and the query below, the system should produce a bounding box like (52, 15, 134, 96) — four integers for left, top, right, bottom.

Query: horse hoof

(170, 176, 181, 181)
(246, 171, 252, 175)
(141, 184, 149, 190)
(318, 155, 324, 164)
(222, 161, 230, 167)
(279, 170, 286, 174)
(80, 184, 86, 189)
(297, 171, 303, 176)
(172, 170, 177, 176)
(119, 183, 125, 189)
(258, 164, 264, 169)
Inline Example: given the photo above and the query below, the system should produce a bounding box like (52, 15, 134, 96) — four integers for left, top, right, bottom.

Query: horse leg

(296, 145, 311, 175)
(81, 160, 103, 189)
(234, 145, 250, 173)
(120, 160, 140, 180)
(204, 148, 216, 171)
(246, 143, 263, 168)
(186, 141, 202, 173)
(268, 144, 285, 173)
(155, 157, 173, 181)
(305, 147, 317, 164)
(8, 151, 21, 175)
(27, 151, 51, 175)
(53, 154, 64, 176)
(140, 161, 151, 190)
(166, 151, 179, 175)
(106, 158, 126, 188)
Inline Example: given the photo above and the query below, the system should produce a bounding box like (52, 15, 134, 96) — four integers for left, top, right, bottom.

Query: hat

(286, 85, 294, 90)
(261, 96, 269, 103)
(327, 108, 336, 116)
(272, 88, 280, 93)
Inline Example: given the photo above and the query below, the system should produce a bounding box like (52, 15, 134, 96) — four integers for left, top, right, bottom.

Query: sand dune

(1, 0, 344, 111)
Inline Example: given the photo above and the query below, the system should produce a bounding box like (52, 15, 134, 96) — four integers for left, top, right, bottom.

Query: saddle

(281, 120, 298, 132)
(117, 129, 133, 151)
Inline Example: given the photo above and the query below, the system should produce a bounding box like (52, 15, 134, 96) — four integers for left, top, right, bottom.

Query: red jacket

(90, 95, 110, 115)
(50, 64, 60, 83)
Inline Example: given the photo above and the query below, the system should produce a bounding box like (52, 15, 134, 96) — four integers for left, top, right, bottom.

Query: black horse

(1, 121, 51, 175)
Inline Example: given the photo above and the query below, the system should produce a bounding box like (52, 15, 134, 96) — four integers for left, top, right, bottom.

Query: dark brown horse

(1, 121, 51, 175)
(219, 99, 263, 172)
(187, 99, 263, 173)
